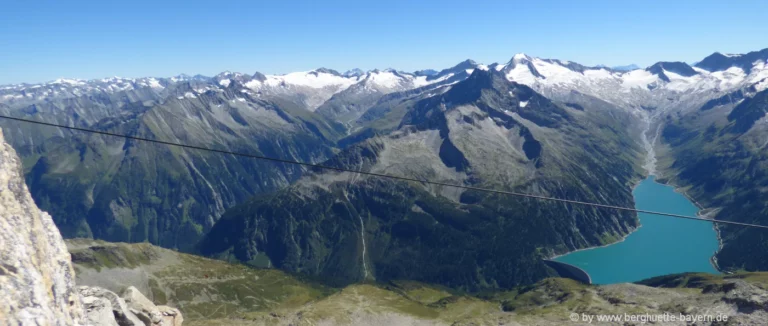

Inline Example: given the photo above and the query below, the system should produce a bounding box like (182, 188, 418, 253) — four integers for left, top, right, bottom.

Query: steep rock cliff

(0, 128, 182, 325)
(0, 128, 83, 324)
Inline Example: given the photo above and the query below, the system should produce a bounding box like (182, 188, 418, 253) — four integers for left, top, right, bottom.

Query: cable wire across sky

(2, 114, 767, 230)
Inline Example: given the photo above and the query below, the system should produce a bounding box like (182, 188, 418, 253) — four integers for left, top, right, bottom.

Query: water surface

(554, 176, 719, 284)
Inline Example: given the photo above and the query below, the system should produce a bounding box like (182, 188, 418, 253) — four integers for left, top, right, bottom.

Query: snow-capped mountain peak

(0, 75, 171, 105)
(214, 71, 252, 88)
(454, 59, 478, 69)
(363, 69, 412, 90)
(496, 50, 768, 111)
(695, 49, 768, 73)
(423, 59, 483, 82)
(312, 68, 343, 76)
(646, 62, 698, 77)
(50, 78, 86, 86)
(244, 69, 358, 90)
(645, 61, 699, 82)
(4, 47, 767, 117)
(511, 53, 531, 62)
(241, 69, 364, 111)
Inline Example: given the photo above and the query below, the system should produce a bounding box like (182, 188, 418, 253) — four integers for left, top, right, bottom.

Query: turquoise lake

(554, 176, 720, 284)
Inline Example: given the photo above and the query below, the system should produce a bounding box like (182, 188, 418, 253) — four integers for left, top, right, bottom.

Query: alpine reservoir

(554, 176, 720, 284)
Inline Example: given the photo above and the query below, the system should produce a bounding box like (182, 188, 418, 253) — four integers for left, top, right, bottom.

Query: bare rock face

(78, 286, 144, 326)
(721, 280, 768, 313)
(0, 129, 83, 324)
(79, 295, 119, 326)
(79, 285, 184, 326)
(154, 306, 183, 326)
(122, 287, 183, 326)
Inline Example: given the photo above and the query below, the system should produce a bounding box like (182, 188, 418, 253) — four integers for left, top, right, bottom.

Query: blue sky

(2, 0, 767, 84)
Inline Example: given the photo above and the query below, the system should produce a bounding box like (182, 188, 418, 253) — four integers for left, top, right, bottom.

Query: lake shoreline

(648, 127, 723, 272)
(553, 120, 722, 278)
(548, 176, 647, 261)
(548, 223, 642, 261)
(552, 174, 721, 283)
(651, 174, 723, 272)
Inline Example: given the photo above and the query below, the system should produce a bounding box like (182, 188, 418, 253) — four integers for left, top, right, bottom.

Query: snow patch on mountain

(500, 54, 768, 110)
(356, 69, 460, 94)
(756, 79, 768, 92)
(241, 69, 363, 110)
(254, 70, 359, 90)
(748, 61, 768, 91)
(51, 78, 86, 86)
(365, 70, 403, 89)
(4, 49, 765, 118)
(505, 63, 538, 85)
(0, 75, 171, 106)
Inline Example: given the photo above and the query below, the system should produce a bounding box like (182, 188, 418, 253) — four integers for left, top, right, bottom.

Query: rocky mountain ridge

(193, 48, 768, 289)
(0, 75, 343, 250)
(198, 68, 644, 290)
(6, 48, 764, 114)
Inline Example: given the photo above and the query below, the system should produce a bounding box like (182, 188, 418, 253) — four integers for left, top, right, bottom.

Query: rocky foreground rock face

(78, 286, 182, 326)
(0, 129, 83, 324)
(0, 128, 182, 325)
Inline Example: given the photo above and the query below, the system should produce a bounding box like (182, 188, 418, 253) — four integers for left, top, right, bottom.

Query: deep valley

(2, 47, 768, 297)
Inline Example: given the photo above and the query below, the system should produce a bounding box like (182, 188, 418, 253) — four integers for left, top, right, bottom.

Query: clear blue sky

(2, 0, 767, 85)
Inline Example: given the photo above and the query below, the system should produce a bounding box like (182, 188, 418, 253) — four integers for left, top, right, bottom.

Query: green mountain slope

(1, 82, 343, 250)
(656, 88, 768, 271)
(69, 240, 768, 325)
(199, 70, 645, 290)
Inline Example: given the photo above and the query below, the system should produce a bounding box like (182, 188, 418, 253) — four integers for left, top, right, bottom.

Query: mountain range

(1, 47, 768, 290)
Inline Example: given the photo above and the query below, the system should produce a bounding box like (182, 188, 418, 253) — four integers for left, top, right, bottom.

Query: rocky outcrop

(0, 128, 183, 325)
(122, 287, 182, 326)
(721, 280, 768, 313)
(78, 285, 182, 326)
(78, 286, 144, 326)
(80, 296, 118, 326)
(0, 128, 83, 324)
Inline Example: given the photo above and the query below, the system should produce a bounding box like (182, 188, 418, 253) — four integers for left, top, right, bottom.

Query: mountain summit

(695, 48, 768, 73)
(199, 65, 641, 289)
